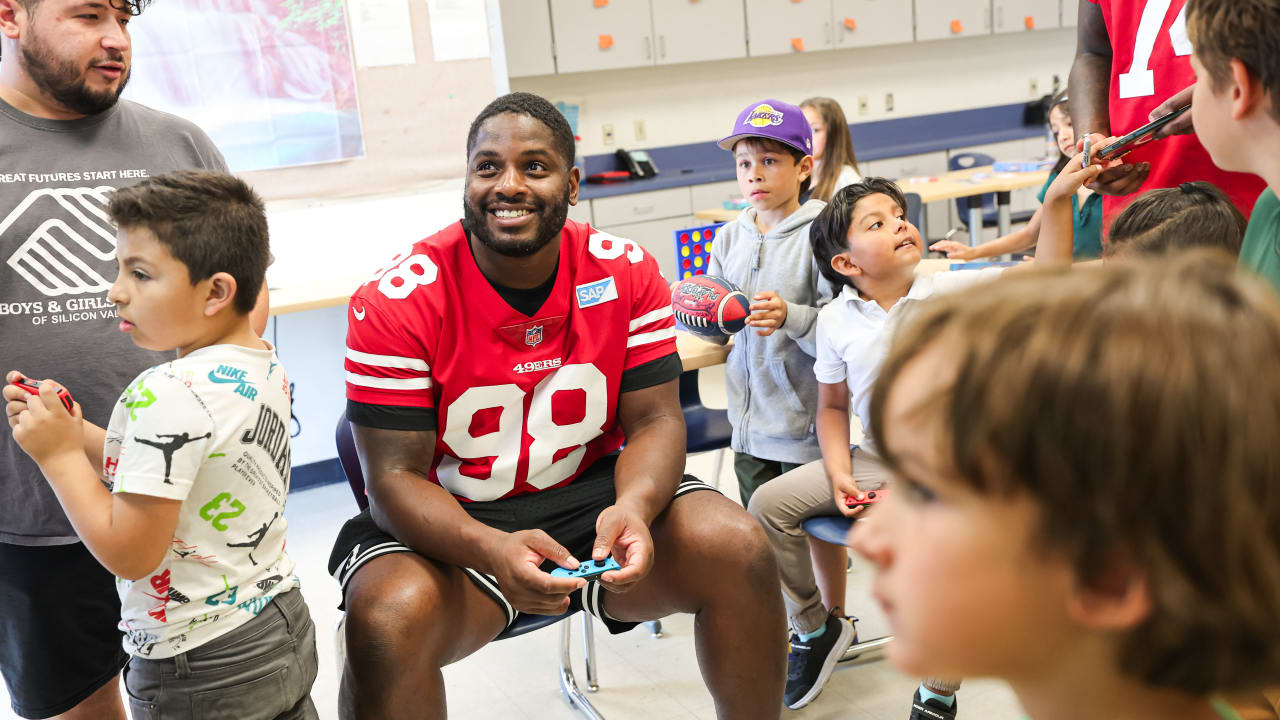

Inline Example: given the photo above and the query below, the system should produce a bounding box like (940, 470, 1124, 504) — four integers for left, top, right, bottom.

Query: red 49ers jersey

(343, 220, 678, 503)
(1088, 0, 1264, 226)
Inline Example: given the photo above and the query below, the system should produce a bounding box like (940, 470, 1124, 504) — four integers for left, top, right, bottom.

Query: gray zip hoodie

(707, 199, 835, 464)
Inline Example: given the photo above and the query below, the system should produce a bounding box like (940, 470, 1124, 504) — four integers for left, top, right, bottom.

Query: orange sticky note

(599, 34, 614, 49)
(844, 17, 857, 30)
(594, 0, 607, 6)
(1025, 15, 1036, 29)
(791, 37, 805, 51)
(950, 19, 964, 34)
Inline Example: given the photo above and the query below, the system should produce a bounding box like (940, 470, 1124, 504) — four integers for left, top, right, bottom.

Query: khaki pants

(747, 448, 889, 635)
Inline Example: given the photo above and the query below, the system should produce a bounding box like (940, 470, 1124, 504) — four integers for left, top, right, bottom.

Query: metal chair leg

(841, 634, 893, 665)
(712, 447, 726, 490)
(559, 619, 607, 719)
(644, 620, 663, 638)
(582, 612, 599, 692)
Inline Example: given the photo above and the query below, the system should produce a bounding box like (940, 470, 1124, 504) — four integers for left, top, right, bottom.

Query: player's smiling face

(464, 112, 581, 258)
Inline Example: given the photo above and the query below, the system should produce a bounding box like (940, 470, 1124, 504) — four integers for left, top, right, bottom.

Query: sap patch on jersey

(576, 277, 618, 309)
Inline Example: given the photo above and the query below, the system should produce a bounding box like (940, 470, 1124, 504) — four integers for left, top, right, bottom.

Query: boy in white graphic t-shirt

(4, 171, 318, 719)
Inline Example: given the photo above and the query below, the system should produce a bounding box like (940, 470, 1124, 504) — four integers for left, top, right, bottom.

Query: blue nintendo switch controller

(551, 557, 622, 582)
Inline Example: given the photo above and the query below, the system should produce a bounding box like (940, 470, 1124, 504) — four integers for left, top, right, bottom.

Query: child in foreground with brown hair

(852, 252, 1280, 720)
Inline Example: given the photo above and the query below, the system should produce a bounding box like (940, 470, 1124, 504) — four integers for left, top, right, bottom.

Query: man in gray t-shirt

(0, 1, 226, 718)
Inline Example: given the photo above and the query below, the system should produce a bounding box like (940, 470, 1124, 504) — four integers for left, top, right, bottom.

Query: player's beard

(20, 29, 130, 116)
(464, 186, 571, 258)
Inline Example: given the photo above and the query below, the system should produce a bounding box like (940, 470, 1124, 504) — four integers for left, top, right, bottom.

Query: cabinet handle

(825, 21, 832, 45)
(633, 205, 656, 215)
(659, 35, 666, 58)
(644, 35, 652, 60)
(996, 6, 1003, 28)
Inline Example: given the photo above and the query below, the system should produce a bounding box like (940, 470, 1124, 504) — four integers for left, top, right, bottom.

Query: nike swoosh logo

(207, 372, 248, 385)
(353, 305, 366, 321)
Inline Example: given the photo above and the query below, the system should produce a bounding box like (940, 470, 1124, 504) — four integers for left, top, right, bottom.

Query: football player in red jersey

(1069, 0, 1265, 231)
(327, 92, 786, 720)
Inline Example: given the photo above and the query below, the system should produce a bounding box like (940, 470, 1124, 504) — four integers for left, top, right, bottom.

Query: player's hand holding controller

(747, 290, 788, 336)
(1078, 133, 1149, 196)
(830, 472, 866, 519)
(2, 370, 30, 429)
(487, 529, 586, 615)
(591, 503, 655, 593)
(7, 371, 83, 467)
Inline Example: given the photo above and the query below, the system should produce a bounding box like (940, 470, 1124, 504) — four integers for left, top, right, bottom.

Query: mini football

(671, 275, 750, 338)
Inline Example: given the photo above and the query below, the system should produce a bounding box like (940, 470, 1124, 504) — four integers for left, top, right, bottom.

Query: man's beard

(20, 31, 129, 116)
(464, 187, 571, 259)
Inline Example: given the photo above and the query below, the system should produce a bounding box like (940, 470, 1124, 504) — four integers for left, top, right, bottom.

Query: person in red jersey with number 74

(1069, 0, 1264, 232)
(327, 92, 787, 720)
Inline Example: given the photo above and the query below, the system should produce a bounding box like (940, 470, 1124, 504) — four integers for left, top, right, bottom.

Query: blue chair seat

(680, 370, 732, 455)
(802, 515, 855, 547)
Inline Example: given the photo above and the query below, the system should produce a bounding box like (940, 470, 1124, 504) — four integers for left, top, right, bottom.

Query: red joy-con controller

(845, 488, 888, 508)
(9, 377, 75, 413)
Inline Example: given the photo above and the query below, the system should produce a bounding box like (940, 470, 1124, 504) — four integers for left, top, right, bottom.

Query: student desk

(693, 166, 1050, 243)
(267, 277, 732, 372)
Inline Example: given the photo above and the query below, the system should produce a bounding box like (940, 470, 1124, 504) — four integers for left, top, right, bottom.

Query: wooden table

(694, 165, 1050, 242)
(268, 277, 732, 371)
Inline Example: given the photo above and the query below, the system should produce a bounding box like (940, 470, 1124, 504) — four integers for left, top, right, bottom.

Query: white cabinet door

(1062, 0, 1079, 27)
(831, 0, 914, 48)
(598, 215, 697, 280)
(652, 0, 747, 65)
(744, 0, 834, 58)
(993, 0, 1060, 33)
(913, 0, 991, 42)
(500, 0, 557, 76)
(550, 0, 655, 74)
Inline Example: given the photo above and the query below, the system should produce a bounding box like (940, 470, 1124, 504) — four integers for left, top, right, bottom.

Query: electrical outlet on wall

(603, 123, 615, 146)
(858, 96, 869, 116)
(885, 93, 894, 113)
(634, 120, 646, 142)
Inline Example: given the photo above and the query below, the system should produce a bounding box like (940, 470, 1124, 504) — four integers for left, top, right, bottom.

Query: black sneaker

(784, 610, 856, 709)
(909, 688, 959, 720)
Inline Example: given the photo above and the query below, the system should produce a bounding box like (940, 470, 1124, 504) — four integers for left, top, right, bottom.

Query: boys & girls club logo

(744, 104, 785, 128)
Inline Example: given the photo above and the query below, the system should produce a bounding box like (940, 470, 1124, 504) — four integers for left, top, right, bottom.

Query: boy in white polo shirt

(747, 161, 1095, 714)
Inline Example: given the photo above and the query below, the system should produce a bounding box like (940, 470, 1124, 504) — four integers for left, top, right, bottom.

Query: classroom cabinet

(744, 0, 834, 58)
(913, 0, 992, 42)
(1062, 0, 1079, 27)
(992, 0, 1060, 33)
(651, 0, 747, 66)
(598, 215, 695, 280)
(831, 0, 914, 49)
(499, 0, 557, 77)
(550, 0, 656, 74)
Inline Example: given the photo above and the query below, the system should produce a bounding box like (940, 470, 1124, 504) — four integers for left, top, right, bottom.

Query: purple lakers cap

(718, 99, 813, 156)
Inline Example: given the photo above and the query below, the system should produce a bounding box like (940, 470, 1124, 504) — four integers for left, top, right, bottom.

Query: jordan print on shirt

(2, 186, 118, 296)
(226, 512, 279, 566)
(134, 431, 212, 484)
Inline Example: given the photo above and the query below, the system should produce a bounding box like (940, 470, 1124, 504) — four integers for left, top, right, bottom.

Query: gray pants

(122, 589, 319, 720)
(747, 448, 889, 635)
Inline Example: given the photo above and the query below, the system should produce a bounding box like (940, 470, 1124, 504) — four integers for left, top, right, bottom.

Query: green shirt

(1239, 188, 1280, 294)
(1037, 171, 1104, 260)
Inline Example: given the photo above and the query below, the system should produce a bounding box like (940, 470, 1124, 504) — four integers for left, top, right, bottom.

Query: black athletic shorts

(329, 454, 716, 638)
(0, 541, 128, 719)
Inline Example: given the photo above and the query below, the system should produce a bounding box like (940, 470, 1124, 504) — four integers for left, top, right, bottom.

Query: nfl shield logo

(525, 325, 544, 347)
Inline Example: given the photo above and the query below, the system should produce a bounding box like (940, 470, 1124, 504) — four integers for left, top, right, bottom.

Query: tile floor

(0, 368, 1028, 719)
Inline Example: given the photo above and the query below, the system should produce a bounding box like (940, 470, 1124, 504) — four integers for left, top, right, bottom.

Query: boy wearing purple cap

(707, 100, 846, 708)
(708, 100, 832, 506)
